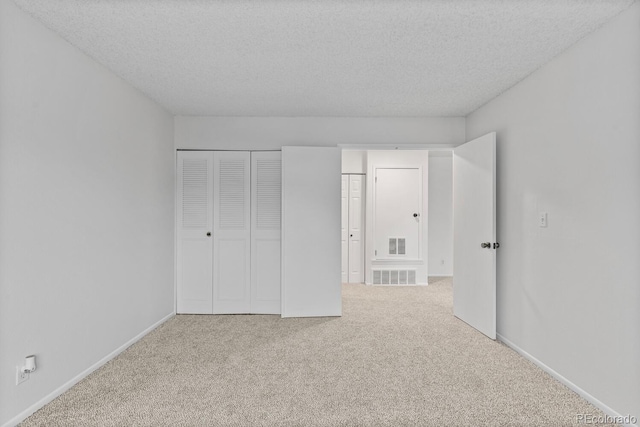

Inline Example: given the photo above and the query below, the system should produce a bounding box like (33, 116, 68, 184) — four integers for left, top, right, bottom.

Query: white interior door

(251, 151, 281, 314)
(213, 151, 251, 314)
(341, 176, 349, 283)
(176, 151, 214, 314)
(453, 132, 497, 339)
(281, 146, 342, 317)
(348, 175, 365, 283)
(374, 168, 421, 259)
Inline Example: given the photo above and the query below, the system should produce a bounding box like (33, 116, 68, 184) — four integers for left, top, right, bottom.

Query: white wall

(0, 2, 175, 425)
(466, 2, 640, 421)
(342, 150, 367, 174)
(427, 153, 453, 276)
(175, 116, 465, 150)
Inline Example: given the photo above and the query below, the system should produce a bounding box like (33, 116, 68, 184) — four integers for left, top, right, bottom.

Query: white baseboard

(3, 312, 175, 427)
(497, 333, 637, 427)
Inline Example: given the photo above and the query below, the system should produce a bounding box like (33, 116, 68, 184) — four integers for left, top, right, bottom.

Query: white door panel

(177, 151, 214, 314)
(213, 151, 251, 314)
(216, 238, 249, 300)
(254, 239, 281, 312)
(341, 175, 349, 283)
(179, 239, 212, 312)
(348, 175, 365, 283)
(251, 152, 282, 314)
(375, 168, 421, 259)
(282, 147, 342, 317)
(453, 132, 497, 339)
(348, 239, 362, 282)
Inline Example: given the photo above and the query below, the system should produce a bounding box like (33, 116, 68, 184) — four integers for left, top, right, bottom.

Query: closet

(176, 150, 281, 314)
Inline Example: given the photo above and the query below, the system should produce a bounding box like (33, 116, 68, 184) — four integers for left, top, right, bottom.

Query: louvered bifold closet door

(251, 152, 282, 314)
(213, 152, 251, 314)
(177, 151, 214, 314)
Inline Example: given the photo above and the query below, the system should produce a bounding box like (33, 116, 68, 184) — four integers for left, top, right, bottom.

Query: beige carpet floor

(21, 278, 615, 426)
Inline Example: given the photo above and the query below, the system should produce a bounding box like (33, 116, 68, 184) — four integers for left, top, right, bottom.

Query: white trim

(280, 149, 287, 317)
(174, 150, 179, 313)
(3, 312, 175, 427)
(497, 333, 637, 427)
(368, 283, 428, 287)
(338, 143, 455, 150)
(428, 150, 453, 158)
(428, 274, 454, 278)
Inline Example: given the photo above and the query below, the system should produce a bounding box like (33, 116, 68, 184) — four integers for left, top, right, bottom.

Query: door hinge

(375, 176, 377, 183)
(375, 250, 377, 256)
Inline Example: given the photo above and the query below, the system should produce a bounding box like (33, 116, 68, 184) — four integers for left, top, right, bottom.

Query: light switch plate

(539, 212, 548, 228)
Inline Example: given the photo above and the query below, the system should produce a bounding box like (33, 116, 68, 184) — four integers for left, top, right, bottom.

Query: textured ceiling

(12, 0, 636, 117)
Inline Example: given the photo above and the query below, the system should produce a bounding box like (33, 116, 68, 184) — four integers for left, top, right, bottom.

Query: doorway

(341, 149, 430, 285)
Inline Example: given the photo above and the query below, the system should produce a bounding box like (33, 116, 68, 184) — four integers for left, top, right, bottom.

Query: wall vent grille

(388, 237, 406, 255)
(372, 269, 417, 285)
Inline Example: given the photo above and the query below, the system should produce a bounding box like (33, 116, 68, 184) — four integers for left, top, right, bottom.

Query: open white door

(453, 132, 497, 339)
(281, 146, 342, 317)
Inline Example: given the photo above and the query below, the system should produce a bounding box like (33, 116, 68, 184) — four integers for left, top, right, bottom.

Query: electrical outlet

(16, 366, 29, 385)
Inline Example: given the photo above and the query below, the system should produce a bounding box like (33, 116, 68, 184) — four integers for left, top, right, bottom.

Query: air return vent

(388, 238, 406, 255)
(372, 269, 417, 285)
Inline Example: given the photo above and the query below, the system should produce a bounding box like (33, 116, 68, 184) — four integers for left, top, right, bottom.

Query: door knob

(493, 242, 500, 249)
(481, 242, 491, 248)
(206, 232, 211, 237)
(350, 234, 353, 237)
(413, 213, 420, 218)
